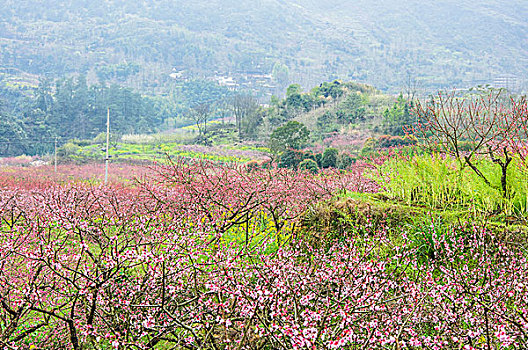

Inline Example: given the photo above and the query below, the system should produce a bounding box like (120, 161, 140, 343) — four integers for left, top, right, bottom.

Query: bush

(194, 134, 212, 146)
(315, 153, 323, 167)
(337, 153, 355, 169)
(92, 132, 121, 146)
(321, 148, 339, 168)
(377, 135, 416, 148)
(259, 159, 273, 169)
(279, 149, 303, 169)
(245, 160, 260, 172)
(57, 142, 80, 157)
(360, 138, 376, 156)
(301, 150, 317, 162)
(69, 138, 92, 147)
(299, 158, 319, 173)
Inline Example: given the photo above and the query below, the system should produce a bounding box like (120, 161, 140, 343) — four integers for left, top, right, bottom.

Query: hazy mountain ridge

(0, 0, 527, 94)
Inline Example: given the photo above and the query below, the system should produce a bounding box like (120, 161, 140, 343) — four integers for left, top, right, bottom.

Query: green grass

(369, 153, 528, 219)
(218, 212, 295, 254)
(63, 142, 256, 163)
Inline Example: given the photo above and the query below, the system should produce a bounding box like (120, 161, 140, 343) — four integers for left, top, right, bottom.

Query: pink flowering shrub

(138, 159, 378, 237)
(0, 155, 37, 167)
(320, 132, 367, 152)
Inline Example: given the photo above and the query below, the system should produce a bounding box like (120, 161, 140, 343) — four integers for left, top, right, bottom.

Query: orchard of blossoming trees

(1, 90, 528, 349)
(0, 158, 527, 350)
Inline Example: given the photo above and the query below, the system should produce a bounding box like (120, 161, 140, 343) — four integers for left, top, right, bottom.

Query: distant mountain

(0, 0, 527, 95)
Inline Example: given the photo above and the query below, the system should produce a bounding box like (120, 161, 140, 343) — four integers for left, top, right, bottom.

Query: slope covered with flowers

(0, 161, 527, 349)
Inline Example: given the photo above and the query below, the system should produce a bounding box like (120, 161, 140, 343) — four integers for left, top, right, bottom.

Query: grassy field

(57, 139, 271, 164)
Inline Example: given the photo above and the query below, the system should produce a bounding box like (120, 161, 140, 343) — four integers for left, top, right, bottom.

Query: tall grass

(370, 153, 528, 217)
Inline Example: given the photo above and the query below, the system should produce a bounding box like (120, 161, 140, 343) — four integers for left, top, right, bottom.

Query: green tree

(272, 62, 289, 93)
(285, 84, 317, 114)
(285, 84, 304, 112)
(190, 102, 212, 136)
(316, 111, 339, 133)
(34, 78, 54, 113)
(286, 84, 302, 97)
(337, 93, 366, 124)
(279, 149, 302, 169)
(382, 94, 414, 136)
(313, 81, 345, 103)
(241, 107, 265, 139)
(232, 94, 261, 140)
(0, 112, 28, 156)
(269, 121, 310, 154)
(321, 147, 339, 168)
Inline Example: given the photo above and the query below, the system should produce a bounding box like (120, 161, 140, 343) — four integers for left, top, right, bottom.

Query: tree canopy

(269, 121, 310, 155)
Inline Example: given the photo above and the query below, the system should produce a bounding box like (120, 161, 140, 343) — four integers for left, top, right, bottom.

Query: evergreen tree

(381, 94, 414, 136)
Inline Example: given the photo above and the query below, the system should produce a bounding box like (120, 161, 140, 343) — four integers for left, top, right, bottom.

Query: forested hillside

(1, 0, 527, 94)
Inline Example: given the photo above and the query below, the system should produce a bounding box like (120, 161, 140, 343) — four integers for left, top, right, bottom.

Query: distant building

(215, 76, 237, 90)
(169, 69, 187, 80)
(492, 74, 520, 92)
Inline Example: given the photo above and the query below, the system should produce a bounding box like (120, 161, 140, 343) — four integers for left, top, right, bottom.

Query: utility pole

(54, 137, 57, 173)
(105, 108, 110, 185)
